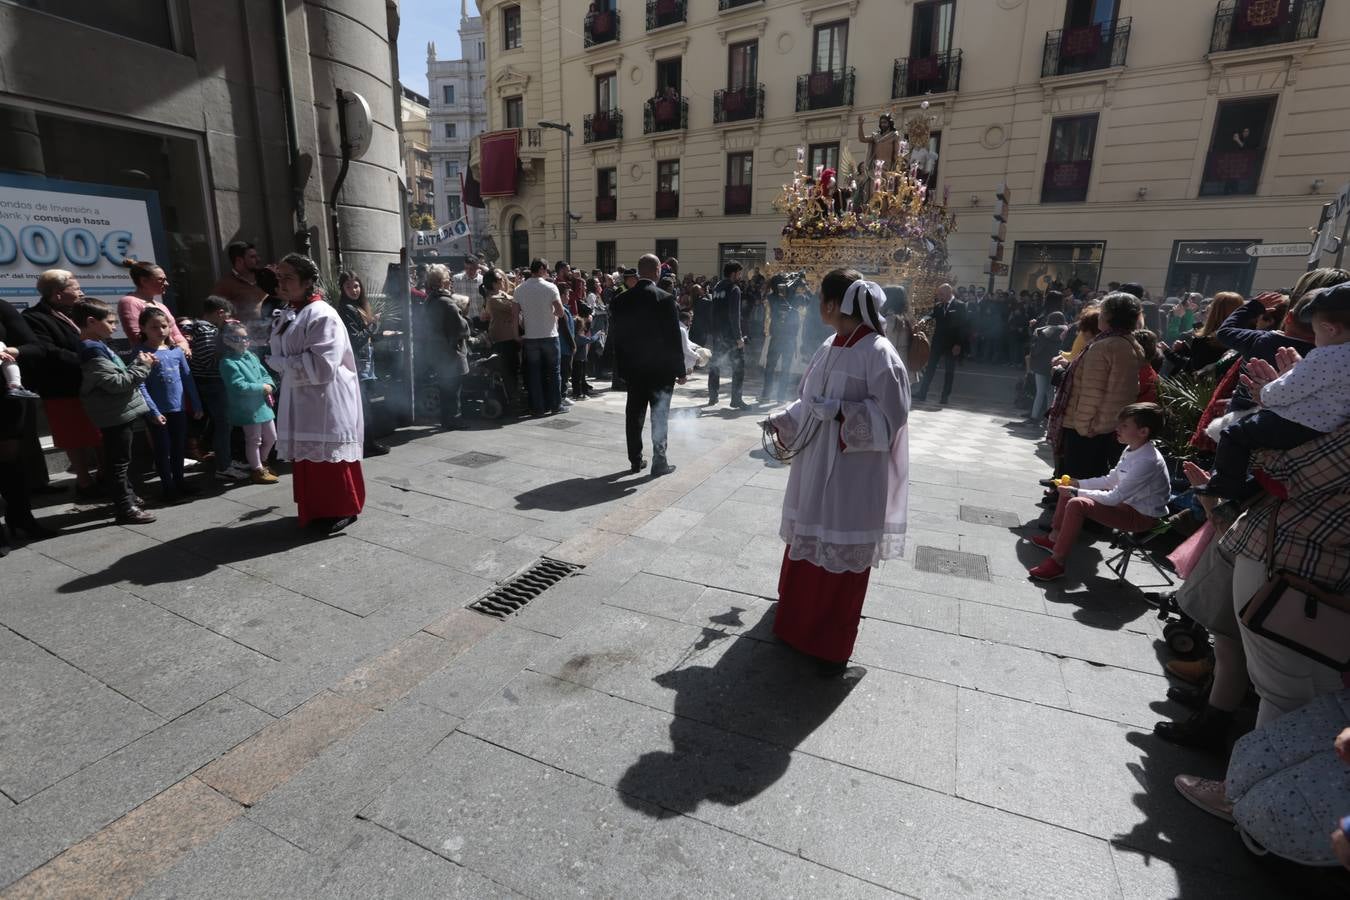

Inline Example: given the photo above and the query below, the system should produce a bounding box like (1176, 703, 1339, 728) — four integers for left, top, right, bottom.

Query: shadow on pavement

(514, 470, 637, 512)
(617, 607, 856, 819)
(57, 512, 315, 594)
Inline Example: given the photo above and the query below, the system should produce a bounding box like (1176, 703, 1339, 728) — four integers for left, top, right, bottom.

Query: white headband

(841, 279, 885, 333)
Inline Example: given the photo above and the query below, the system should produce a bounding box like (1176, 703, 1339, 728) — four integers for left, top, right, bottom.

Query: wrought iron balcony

(584, 109, 623, 143)
(893, 49, 962, 98)
(584, 9, 620, 48)
(713, 84, 765, 123)
(1200, 148, 1265, 196)
(724, 185, 752, 215)
(647, 0, 686, 30)
(595, 196, 617, 221)
(1041, 159, 1093, 203)
(1041, 17, 1130, 77)
(644, 95, 689, 134)
(655, 190, 679, 218)
(795, 68, 855, 112)
(1210, 0, 1322, 53)
(718, 0, 760, 9)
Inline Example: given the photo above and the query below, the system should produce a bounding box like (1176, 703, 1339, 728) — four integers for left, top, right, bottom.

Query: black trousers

(708, 338, 744, 402)
(148, 410, 189, 495)
(571, 356, 589, 398)
(1212, 409, 1321, 491)
(100, 422, 137, 514)
(915, 347, 958, 402)
(625, 379, 673, 464)
(492, 340, 521, 404)
(762, 334, 796, 401)
(1059, 427, 1124, 480)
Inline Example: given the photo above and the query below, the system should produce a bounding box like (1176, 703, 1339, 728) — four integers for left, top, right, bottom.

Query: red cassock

(292, 459, 365, 527)
(775, 547, 871, 663)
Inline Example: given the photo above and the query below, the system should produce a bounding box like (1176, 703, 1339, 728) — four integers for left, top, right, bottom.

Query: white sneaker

(560, 398, 574, 408)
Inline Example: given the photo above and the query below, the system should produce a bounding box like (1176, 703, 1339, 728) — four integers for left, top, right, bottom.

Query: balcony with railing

(647, 0, 686, 30)
(714, 84, 765, 123)
(584, 9, 620, 48)
(1200, 148, 1265, 196)
(893, 49, 962, 98)
(1210, 0, 1322, 53)
(655, 190, 679, 218)
(517, 127, 545, 159)
(596, 196, 617, 221)
(724, 185, 752, 215)
(584, 109, 623, 143)
(1041, 160, 1093, 203)
(1041, 18, 1131, 77)
(644, 95, 689, 134)
(718, 0, 761, 9)
(796, 68, 855, 112)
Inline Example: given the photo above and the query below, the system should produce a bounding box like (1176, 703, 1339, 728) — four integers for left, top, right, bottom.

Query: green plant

(1155, 367, 1220, 462)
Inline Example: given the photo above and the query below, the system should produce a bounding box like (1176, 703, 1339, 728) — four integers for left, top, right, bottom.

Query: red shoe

(1028, 558, 1065, 581)
(1029, 534, 1055, 552)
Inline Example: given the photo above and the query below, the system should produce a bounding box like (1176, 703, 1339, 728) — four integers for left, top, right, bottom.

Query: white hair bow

(841, 279, 885, 333)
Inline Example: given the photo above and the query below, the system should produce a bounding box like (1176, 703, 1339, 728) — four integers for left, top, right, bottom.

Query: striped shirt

(1220, 422, 1350, 593)
(183, 320, 222, 381)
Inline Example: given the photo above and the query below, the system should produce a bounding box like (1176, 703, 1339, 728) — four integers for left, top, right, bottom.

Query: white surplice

(267, 298, 364, 463)
(769, 329, 911, 573)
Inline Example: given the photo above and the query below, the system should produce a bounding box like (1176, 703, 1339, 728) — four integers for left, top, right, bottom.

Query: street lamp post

(538, 120, 573, 263)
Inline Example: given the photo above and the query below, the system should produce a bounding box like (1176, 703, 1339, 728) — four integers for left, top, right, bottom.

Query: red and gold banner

(478, 130, 520, 199)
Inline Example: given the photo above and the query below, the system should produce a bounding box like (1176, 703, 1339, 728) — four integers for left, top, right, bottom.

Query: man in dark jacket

(422, 265, 469, 429)
(707, 260, 747, 409)
(24, 270, 102, 496)
(609, 254, 685, 476)
(914, 283, 964, 404)
(761, 274, 803, 403)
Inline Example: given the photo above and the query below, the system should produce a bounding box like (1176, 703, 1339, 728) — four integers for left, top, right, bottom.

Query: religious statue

(856, 111, 901, 207)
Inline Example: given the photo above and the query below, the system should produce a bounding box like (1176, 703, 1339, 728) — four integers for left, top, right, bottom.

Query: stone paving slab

(134, 818, 324, 899)
(0, 695, 271, 888)
(0, 625, 163, 803)
(404, 623, 557, 719)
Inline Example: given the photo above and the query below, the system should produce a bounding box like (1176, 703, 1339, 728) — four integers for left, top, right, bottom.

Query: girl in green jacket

(218, 323, 278, 485)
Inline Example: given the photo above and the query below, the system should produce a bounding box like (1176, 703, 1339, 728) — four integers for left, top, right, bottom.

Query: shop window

(1200, 96, 1276, 197)
(1010, 241, 1105, 294)
(11, 0, 190, 53)
(503, 5, 522, 50)
(0, 102, 212, 313)
(1041, 114, 1098, 203)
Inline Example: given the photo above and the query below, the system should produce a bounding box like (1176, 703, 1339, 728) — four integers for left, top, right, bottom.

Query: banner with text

(410, 215, 471, 251)
(0, 173, 167, 309)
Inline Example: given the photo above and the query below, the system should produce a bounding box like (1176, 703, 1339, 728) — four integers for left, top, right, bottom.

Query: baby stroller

(415, 337, 510, 422)
(1144, 589, 1211, 658)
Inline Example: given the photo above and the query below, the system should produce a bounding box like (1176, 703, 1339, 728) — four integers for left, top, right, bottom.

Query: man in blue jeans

(515, 258, 566, 416)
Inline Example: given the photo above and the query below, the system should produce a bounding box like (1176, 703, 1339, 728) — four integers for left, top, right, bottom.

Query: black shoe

(705, 397, 718, 406)
(326, 515, 358, 535)
(6, 518, 56, 541)
(630, 458, 648, 474)
(730, 399, 749, 410)
(364, 442, 391, 457)
(1167, 681, 1211, 710)
(1153, 706, 1232, 754)
(115, 507, 157, 525)
(650, 458, 675, 477)
(1037, 494, 1058, 509)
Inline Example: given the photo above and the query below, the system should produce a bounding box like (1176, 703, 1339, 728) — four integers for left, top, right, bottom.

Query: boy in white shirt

(1198, 283, 1350, 499)
(1028, 402, 1171, 582)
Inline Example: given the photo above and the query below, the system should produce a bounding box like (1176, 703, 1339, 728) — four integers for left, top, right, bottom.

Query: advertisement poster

(0, 173, 167, 311)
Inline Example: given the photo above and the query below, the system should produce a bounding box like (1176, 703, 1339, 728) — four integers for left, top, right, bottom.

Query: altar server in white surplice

(767, 271, 910, 676)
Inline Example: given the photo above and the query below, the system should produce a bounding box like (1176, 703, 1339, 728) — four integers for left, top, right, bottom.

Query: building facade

(427, 0, 489, 248)
(401, 86, 436, 226)
(0, 0, 407, 310)
(472, 0, 1349, 296)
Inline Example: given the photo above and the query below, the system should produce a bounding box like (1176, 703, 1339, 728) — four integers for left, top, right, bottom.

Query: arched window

(509, 215, 530, 270)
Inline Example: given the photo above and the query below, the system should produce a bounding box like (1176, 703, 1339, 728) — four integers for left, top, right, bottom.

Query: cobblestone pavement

(0, 366, 1288, 898)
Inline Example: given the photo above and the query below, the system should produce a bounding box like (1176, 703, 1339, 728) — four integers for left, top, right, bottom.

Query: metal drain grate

(959, 506, 1021, 528)
(467, 558, 585, 619)
(914, 546, 991, 581)
(445, 451, 505, 468)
